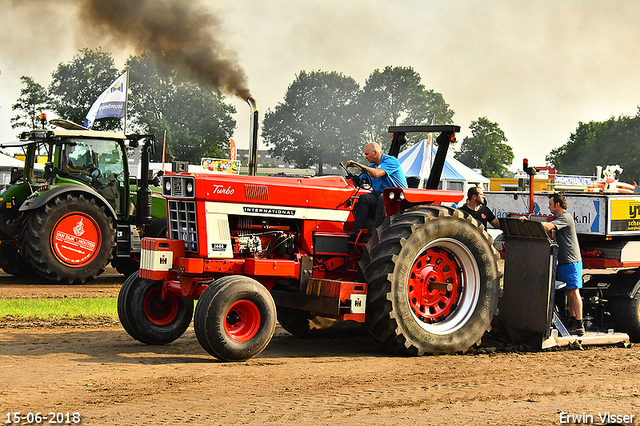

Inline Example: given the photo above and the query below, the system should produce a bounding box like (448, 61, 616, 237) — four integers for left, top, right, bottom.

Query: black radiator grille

(168, 200, 198, 252)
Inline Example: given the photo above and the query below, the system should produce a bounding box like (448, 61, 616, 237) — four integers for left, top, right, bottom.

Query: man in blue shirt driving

(346, 142, 407, 239)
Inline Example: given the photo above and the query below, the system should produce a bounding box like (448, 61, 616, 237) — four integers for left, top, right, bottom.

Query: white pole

(123, 71, 129, 134)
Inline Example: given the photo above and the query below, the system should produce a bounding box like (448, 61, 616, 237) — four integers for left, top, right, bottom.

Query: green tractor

(0, 120, 166, 283)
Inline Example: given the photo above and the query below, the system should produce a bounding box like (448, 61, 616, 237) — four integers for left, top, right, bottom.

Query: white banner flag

(418, 132, 433, 181)
(83, 71, 128, 129)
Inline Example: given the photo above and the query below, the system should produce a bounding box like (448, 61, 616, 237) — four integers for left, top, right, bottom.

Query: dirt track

(1, 270, 640, 425)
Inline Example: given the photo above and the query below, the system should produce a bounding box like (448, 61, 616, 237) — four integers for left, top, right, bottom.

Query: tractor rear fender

(382, 187, 465, 217)
(19, 185, 118, 221)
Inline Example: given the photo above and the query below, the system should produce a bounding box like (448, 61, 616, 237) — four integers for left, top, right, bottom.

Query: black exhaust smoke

(76, 0, 257, 171)
(79, 0, 251, 100)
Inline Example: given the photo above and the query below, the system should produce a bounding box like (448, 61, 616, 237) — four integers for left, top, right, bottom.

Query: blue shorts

(557, 261, 583, 289)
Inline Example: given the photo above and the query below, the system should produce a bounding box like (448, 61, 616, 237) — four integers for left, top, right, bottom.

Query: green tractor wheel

(22, 193, 115, 284)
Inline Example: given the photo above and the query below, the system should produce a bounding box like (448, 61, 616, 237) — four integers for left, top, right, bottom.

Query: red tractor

(118, 98, 502, 361)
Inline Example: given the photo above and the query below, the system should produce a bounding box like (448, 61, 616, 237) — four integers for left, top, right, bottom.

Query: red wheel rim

(50, 212, 101, 267)
(143, 286, 179, 326)
(407, 247, 462, 324)
(224, 300, 261, 342)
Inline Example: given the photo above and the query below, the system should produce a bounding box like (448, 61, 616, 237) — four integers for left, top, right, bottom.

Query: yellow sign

(611, 199, 640, 220)
(610, 198, 640, 231)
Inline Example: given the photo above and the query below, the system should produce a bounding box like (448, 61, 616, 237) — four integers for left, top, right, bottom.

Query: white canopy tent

(0, 152, 24, 167)
(0, 153, 24, 185)
(398, 138, 490, 196)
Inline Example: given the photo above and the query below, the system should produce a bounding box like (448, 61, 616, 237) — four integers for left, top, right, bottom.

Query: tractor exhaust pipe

(247, 96, 259, 176)
(135, 135, 156, 226)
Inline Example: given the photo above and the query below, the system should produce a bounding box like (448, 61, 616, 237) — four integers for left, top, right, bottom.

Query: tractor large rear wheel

(360, 205, 502, 355)
(118, 271, 194, 345)
(611, 292, 640, 341)
(22, 194, 115, 284)
(607, 271, 640, 342)
(194, 275, 276, 361)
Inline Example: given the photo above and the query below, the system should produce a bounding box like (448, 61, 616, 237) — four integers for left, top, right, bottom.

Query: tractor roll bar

(388, 125, 460, 190)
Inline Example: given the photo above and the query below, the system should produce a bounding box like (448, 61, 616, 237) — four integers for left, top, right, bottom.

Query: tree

(454, 117, 513, 178)
(546, 110, 640, 183)
(262, 70, 362, 174)
(359, 66, 455, 150)
(10, 76, 49, 131)
(48, 47, 121, 131)
(126, 52, 237, 164)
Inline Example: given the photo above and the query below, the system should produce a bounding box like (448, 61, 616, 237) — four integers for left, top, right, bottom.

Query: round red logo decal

(51, 213, 101, 266)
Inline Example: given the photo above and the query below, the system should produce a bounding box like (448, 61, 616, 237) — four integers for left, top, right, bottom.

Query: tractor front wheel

(360, 205, 502, 355)
(118, 271, 194, 345)
(194, 276, 276, 361)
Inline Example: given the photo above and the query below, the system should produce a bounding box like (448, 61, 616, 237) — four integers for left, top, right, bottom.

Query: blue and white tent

(398, 138, 489, 194)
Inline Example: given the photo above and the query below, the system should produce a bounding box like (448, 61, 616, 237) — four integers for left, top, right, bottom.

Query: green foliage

(10, 76, 49, 132)
(48, 47, 122, 131)
(262, 70, 362, 174)
(126, 52, 237, 164)
(546, 110, 640, 182)
(262, 66, 455, 174)
(11, 47, 237, 164)
(360, 66, 454, 150)
(454, 117, 513, 178)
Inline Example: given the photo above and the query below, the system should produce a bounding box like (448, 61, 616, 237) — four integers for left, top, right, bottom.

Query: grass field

(0, 298, 117, 319)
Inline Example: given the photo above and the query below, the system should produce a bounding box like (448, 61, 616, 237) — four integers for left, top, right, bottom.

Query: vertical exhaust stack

(247, 96, 259, 176)
(137, 136, 155, 226)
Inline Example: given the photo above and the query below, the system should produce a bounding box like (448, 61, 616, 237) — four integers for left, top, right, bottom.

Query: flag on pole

(230, 138, 237, 161)
(418, 118, 436, 188)
(83, 71, 128, 129)
(162, 130, 167, 172)
(418, 133, 433, 180)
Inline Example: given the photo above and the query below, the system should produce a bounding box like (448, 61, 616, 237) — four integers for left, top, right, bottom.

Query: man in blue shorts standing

(541, 193, 584, 336)
(346, 142, 407, 239)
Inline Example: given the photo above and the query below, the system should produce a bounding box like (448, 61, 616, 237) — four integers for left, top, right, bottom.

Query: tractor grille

(245, 184, 269, 200)
(168, 200, 198, 252)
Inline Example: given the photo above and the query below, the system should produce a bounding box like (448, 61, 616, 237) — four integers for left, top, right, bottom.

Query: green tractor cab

(0, 123, 166, 283)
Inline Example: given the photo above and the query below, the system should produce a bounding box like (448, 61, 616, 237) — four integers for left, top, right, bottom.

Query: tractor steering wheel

(341, 162, 372, 190)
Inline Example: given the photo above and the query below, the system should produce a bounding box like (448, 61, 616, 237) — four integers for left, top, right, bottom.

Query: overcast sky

(1, 0, 640, 171)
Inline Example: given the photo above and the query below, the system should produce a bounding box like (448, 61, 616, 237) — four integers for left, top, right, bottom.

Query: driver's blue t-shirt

(361, 154, 407, 196)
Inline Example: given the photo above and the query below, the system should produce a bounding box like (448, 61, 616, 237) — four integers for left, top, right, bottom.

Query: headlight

(163, 176, 195, 198)
(388, 192, 396, 200)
